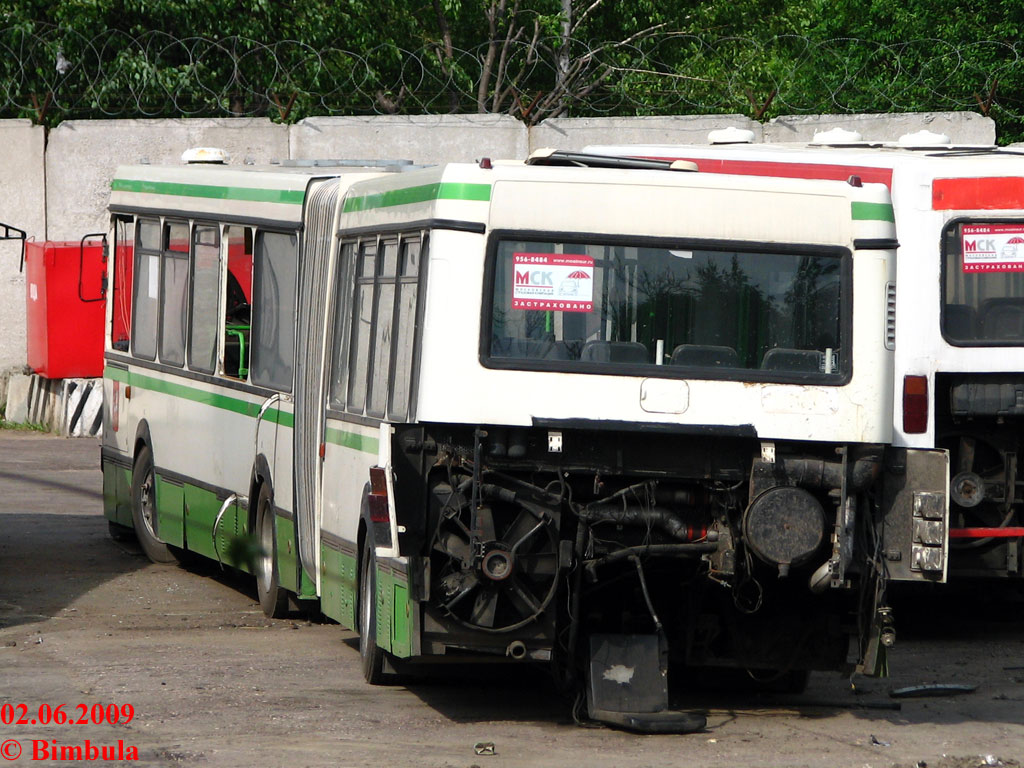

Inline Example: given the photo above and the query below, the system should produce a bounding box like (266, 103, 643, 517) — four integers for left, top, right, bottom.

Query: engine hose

(584, 542, 718, 573)
(776, 455, 882, 492)
(578, 505, 707, 541)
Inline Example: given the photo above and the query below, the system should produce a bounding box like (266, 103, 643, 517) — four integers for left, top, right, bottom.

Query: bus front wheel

(130, 445, 177, 565)
(255, 483, 289, 619)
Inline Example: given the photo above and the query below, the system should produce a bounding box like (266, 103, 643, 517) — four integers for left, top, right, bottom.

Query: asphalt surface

(0, 430, 1022, 767)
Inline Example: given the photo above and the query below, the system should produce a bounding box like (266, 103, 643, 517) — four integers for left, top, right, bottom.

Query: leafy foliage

(3, 0, 1024, 140)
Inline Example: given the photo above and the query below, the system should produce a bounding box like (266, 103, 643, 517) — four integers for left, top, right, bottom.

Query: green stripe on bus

(111, 178, 305, 205)
(342, 182, 491, 213)
(324, 426, 379, 455)
(104, 367, 294, 427)
(851, 201, 895, 222)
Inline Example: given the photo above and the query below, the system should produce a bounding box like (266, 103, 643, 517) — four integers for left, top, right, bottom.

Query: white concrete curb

(3, 371, 102, 437)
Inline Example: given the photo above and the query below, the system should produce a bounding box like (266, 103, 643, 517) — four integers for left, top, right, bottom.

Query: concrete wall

(45, 118, 290, 240)
(764, 111, 996, 144)
(0, 120, 46, 373)
(529, 115, 763, 152)
(291, 114, 528, 165)
(0, 110, 998, 379)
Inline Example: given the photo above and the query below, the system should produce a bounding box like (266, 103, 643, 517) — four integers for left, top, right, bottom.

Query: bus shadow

(0, 511, 153, 631)
(396, 661, 574, 725)
(383, 588, 1024, 732)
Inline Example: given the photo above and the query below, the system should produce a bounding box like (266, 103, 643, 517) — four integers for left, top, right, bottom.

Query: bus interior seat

(579, 340, 648, 364)
(979, 298, 1024, 340)
(760, 347, 823, 373)
(944, 304, 977, 339)
(670, 344, 739, 368)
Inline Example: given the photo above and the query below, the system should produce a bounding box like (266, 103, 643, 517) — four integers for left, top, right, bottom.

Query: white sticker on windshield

(962, 223, 1024, 273)
(512, 253, 594, 312)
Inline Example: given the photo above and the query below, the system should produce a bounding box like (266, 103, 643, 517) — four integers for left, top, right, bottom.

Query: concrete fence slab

(765, 112, 996, 144)
(291, 114, 529, 166)
(530, 115, 762, 153)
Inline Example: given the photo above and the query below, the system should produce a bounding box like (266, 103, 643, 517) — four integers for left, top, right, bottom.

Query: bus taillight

(368, 467, 393, 549)
(903, 375, 929, 434)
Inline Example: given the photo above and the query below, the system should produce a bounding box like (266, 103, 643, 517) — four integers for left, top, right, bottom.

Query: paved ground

(0, 430, 1022, 767)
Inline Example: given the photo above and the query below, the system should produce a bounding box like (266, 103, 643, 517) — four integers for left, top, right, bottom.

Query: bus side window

(110, 216, 134, 351)
(159, 221, 190, 368)
(188, 224, 220, 374)
(347, 241, 377, 414)
(388, 237, 422, 421)
(335, 235, 423, 420)
(328, 242, 357, 408)
(130, 218, 161, 361)
(250, 230, 298, 391)
(222, 226, 253, 380)
(366, 240, 399, 418)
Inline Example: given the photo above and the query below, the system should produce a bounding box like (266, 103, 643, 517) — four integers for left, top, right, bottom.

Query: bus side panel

(376, 561, 413, 658)
(180, 487, 243, 565)
(154, 474, 185, 548)
(275, 513, 299, 593)
(391, 582, 412, 658)
(320, 542, 357, 628)
(228, 499, 251, 574)
(103, 460, 133, 527)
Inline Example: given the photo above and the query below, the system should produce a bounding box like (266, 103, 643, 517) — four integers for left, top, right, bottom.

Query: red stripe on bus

(949, 527, 1024, 539)
(642, 157, 894, 188)
(933, 177, 1024, 210)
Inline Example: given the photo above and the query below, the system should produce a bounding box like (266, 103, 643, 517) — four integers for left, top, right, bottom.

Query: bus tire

(359, 538, 389, 684)
(130, 445, 177, 565)
(255, 483, 289, 619)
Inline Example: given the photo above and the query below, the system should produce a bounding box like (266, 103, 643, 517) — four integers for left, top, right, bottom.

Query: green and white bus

(101, 149, 948, 731)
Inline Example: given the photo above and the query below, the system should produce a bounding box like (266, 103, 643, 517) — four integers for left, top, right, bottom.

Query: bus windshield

(487, 237, 846, 380)
(943, 220, 1024, 345)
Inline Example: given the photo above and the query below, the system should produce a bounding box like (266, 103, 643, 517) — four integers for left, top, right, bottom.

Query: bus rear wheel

(255, 483, 289, 619)
(130, 445, 177, 565)
(359, 538, 390, 684)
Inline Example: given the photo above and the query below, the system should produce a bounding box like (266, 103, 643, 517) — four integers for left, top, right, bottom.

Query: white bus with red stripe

(589, 133, 1024, 578)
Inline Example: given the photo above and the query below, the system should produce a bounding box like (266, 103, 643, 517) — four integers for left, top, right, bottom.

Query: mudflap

(586, 634, 706, 734)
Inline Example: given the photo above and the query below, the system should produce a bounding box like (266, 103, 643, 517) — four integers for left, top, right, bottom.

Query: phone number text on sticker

(962, 223, 1024, 273)
(512, 253, 594, 312)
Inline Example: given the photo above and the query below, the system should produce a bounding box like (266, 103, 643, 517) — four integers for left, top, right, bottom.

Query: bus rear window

(943, 221, 1024, 345)
(487, 238, 847, 381)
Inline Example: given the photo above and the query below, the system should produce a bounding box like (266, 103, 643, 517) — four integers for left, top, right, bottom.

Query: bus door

(250, 229, 302, 592)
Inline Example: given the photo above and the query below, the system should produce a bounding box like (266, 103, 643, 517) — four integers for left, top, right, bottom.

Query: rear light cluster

(368, 466, 393, 548)
(903, 375, 929, 434)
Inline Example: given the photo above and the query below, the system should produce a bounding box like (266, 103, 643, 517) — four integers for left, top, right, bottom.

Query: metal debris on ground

(473, 742, 496, 756)
(889, 683, 978, 698)
(870, 734, 891, 747)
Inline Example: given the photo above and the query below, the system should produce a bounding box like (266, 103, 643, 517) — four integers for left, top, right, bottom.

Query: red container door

(24, 240, 106, 379)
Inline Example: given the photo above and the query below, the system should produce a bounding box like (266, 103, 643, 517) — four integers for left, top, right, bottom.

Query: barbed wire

(2, 26, 1023, 136)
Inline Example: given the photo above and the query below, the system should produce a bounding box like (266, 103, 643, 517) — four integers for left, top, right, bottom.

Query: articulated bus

(588, 131, 1024, 581)
(101, 150, 947, 731)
